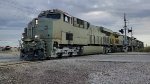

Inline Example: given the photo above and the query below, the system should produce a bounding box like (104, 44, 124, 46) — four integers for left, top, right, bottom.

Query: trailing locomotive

(20, 9, 144, 60)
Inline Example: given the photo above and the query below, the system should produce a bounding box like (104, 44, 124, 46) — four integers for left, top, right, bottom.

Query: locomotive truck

(20, 9, 144, 60)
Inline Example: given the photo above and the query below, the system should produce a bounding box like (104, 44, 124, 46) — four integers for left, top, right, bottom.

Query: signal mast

(119, 13, 130, 52)
(119, 13, 133, 52)
(124, 13, 128, 52)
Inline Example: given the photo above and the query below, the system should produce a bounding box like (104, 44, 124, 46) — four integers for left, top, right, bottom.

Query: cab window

(46, 13, 61, 19)
(63, 14, 70, 23)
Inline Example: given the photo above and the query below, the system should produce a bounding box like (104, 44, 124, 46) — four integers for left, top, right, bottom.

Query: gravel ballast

(0, 53, 150, 84)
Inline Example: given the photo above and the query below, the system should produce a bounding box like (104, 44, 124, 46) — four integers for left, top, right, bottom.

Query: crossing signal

(119, 29, 124, 34)
(128, 29, 132, 33)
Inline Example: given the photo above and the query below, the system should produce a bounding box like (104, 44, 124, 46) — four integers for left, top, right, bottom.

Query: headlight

(21, 37, 24, 39)
(35, 35, 40, 39)
(21, 37, 24, 40)
(35, 19, 38, 25)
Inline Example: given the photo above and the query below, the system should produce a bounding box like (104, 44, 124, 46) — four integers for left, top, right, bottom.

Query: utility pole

(124, 13, 128, 52)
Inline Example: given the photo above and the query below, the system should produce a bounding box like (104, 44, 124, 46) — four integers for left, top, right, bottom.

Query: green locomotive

(20, 9, 144, 60)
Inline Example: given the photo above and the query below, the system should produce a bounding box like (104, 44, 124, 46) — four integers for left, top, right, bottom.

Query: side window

(66, 33, 73, 40)
(77, 18, 84, 28)
(24, 28, 27, 34)
(87, 22, 90, 29)
(63, 14, 70, 23)
(77, 19, 84, 24)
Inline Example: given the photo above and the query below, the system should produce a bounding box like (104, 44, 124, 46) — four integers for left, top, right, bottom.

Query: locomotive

(20, 9, 144, 60)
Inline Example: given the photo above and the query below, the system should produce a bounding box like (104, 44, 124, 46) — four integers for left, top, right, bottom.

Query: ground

(0, 52, 150, 84)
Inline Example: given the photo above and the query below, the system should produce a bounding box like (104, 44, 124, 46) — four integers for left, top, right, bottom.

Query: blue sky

(0, 0, 150, 46)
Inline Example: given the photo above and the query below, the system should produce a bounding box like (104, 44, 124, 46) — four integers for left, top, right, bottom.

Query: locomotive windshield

(46, 13, 61, 19)
(38, 12, 61, 19)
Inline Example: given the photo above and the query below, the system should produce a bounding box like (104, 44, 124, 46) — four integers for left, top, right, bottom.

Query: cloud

(0, 0, 150, 46)
(76, 11, 118, 27)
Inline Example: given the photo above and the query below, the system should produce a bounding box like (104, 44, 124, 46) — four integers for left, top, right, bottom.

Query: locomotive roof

(100, 27, 113, 33)
(39, 9, 73, 17)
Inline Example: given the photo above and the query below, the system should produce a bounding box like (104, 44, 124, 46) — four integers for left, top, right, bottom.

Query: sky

(0, 0, 150, 47)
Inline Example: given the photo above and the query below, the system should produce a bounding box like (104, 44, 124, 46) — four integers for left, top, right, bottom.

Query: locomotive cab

(20, 10, 64, 60)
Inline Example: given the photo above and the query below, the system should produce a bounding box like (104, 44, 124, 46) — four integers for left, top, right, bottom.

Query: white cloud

(0, 0, 150, 46)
